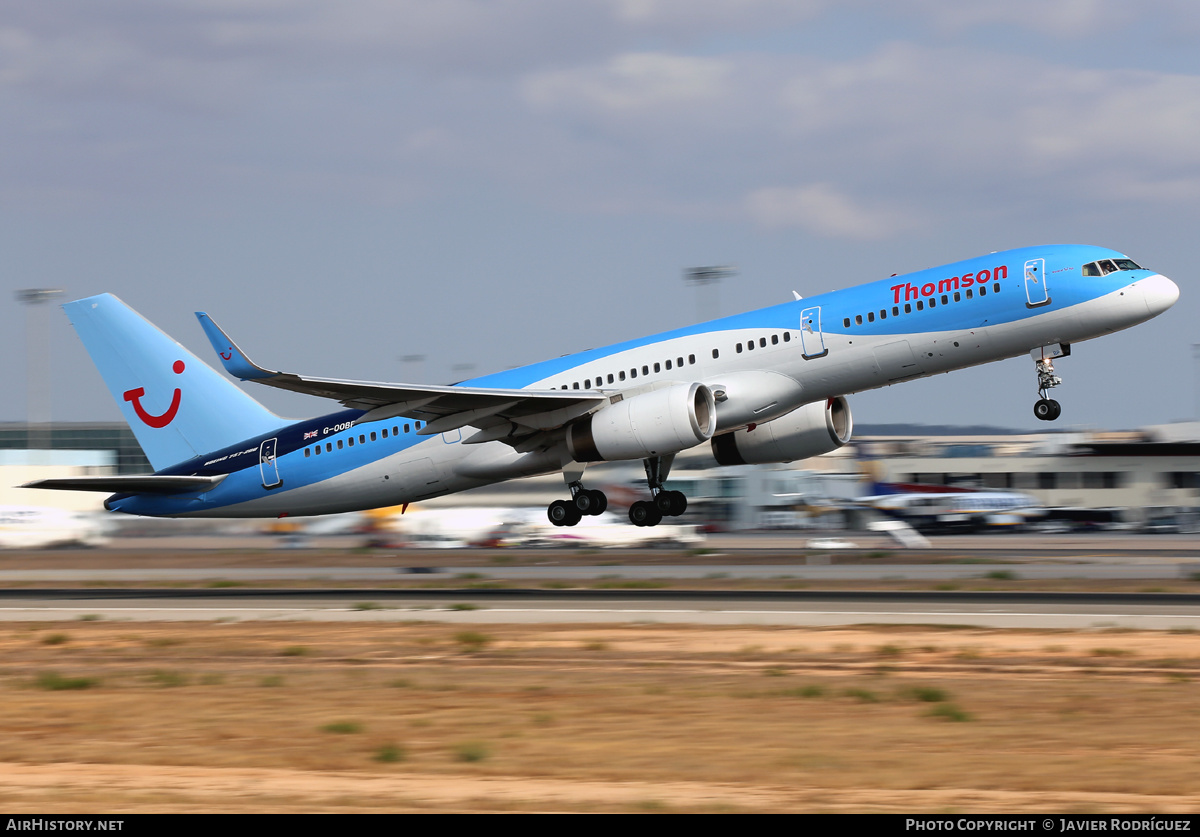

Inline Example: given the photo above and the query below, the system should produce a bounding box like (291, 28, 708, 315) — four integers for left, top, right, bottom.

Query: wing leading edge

(194, 312, 605, 445)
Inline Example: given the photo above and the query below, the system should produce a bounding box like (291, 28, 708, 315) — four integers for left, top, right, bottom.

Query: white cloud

(522, 52, 733, 114)
(746, 183, 919, 239)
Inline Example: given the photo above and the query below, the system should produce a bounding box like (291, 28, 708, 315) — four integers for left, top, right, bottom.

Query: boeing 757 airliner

(24, 244, 1179, 527)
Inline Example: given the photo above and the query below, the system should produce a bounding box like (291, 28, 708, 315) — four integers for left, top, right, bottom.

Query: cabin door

(259, 438, 282, 489)
(1024, 258, 1050, 308)
(799, 306, 829, 360)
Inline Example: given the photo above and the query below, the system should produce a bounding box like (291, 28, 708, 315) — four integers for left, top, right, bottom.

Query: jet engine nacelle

(567, 383, 717, 462)
(710, 396, 852, 465)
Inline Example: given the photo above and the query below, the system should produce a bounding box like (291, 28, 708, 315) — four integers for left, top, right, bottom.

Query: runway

(1, 588, 1198, 630)
(3, 533, 1199, 629)
(1, 562, 1197, 583)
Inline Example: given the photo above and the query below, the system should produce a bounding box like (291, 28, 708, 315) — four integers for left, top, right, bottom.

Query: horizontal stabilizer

(22, 475, 227, 495)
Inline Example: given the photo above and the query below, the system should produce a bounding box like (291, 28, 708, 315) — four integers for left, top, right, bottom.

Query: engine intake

(567, 383, 716, 462)
(711, 396, 852, 465)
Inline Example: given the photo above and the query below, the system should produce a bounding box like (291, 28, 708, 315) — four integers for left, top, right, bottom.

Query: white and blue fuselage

(34, 244, 1179, 520)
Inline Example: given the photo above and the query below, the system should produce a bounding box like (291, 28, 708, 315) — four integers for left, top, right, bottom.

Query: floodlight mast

(684, 265, 735, 322)
(15, 288, 64, 451)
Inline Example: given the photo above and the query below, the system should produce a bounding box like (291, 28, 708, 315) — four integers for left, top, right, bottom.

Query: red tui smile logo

(123, 360, 184, 428)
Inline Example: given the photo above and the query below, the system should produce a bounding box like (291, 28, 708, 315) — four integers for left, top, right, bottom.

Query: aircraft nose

(1140, 273, 1180, 317)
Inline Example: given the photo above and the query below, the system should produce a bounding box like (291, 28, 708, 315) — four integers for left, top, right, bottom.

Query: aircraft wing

(195, 312, 605, 441)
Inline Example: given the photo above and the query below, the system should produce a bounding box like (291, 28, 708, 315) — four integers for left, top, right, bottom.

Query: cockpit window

(1082, 258, 1143, 277)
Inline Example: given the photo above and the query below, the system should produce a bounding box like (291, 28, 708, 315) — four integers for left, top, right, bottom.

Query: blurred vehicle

(806, 537, 857, 549)
(0, 505, 111, 549)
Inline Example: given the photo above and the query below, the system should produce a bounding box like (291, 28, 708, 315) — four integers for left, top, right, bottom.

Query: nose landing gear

(1033, 356, 1062, 422)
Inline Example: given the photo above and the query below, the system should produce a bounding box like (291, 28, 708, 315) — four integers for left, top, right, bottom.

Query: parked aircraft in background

(23, 245, 1178, 527)
(367, 506, 703, 549)
(859, 485, 1044, 533)
(0, 506, 110, 549)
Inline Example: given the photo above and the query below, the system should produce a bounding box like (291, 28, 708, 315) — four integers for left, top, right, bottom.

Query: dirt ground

(1, 619, 1198, 812)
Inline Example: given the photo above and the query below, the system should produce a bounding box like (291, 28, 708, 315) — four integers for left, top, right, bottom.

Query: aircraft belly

(177, 447, 486, 518)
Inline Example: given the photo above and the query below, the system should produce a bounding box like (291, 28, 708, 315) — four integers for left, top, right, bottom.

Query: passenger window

(917, 300, 924, 310)
(370, 432, 377, 441)
(941, 295, 949, 305)
(305, 448, 310, 458)
(928, 298, 936, 308)
(314, 446, 321, 455)
(382, 428, 388, 438)
(689, 354, 696, 363)
(855, 315, 863, 325)
(993, 282, 1000, 292)
(892, 306, 899, 316)
(966, 289, 973, 299)
(326, 443, 332, 452)
(359, 434, 365, 444)
(771, 335, 779, 345)
(337, 440, 343, 450)
(782, 334, 789, 343)
(979, 286, 987, 296)
(904, 303, 912, 314)
(619, 370, 626, 381)
(631, 368, 638, 378)
(746, 341, 754, 351)
(404, 424, 410, 433)
(607, 373, 614, 384)
(953, 292, 960, 302)
(736, 343, 743, 353)
(347, 437, 354, 447)
(653, 363, 660, 373)
(711, 349, 719, 359)
(584, 379, 591, 389)
(843, 318, 851, 328)
(572, 382, 579, 389)
(642, 365, 649, 375)
(867, 311, 875, 323)
(879, 309, 887, 320)
(759, 338, 766, 348)
(664, 359, 672, 370)
(678, 357, 685, 366)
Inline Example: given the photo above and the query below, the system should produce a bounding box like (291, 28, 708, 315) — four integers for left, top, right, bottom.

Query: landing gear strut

(547, 463, 608, 527)
(629, 455, 689, 527)
(1033, 357, 1062, 422)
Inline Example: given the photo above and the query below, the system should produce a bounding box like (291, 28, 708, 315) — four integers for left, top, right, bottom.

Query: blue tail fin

(63, 294, 284, 470)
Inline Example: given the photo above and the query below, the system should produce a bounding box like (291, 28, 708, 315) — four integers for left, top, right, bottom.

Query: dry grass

(0, 621, 1198, 812)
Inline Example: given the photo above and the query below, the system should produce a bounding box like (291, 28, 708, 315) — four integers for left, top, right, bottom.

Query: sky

(3, 0, 1199, 433)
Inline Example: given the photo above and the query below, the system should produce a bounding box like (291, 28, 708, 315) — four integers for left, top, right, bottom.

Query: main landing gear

(547, 462, 608, 527)
(547, 482, 608, 527)
(628, 455, 688, 528)
(546, 456, 691, 528)
(1033, 356, 1063, 422)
